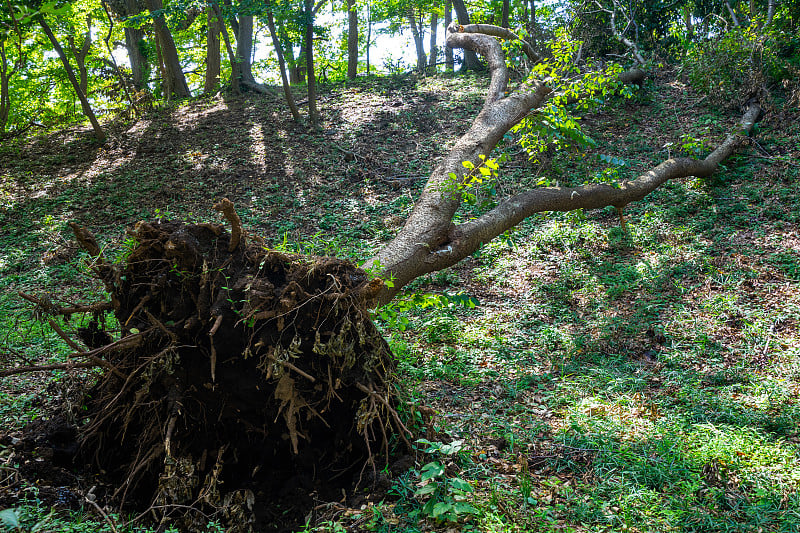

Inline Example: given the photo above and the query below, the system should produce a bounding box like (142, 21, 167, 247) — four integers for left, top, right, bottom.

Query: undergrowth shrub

(684, 27, 794, 108)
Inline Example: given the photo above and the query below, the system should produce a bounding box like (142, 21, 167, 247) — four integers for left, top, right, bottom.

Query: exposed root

(50, 211, 412, 532)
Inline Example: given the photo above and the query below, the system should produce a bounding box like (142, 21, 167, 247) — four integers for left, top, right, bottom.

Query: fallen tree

(15, 21, 761, 533)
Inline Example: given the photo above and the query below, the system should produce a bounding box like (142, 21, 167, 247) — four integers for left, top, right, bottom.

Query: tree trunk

(725, 0, 741, 27)
(145, 0, 191, 98)
(347, 0, 358, 79)
(123, 0, 148, 90)
(428, 4, 439, 71)
(765, 0, 776, 27)
(363, 23, 761, 304)
(451, 0, 483, 70)
(0, 42, 10, 133)
(444, 0, 453, 70)
(501, 0, 509, 28)
(67, 15, 92, 95)
(37, 15, 106, 142)
(304, 0, 318, 125)
(235, 15, 256, 86)
(212, 3, 240, 95)
(684, 5, 694, 39)
(366, 0, 372, 74)
(101, 1, 139, 117)
(266, 9, 302, 123)
(527, 0, 536, 47)
(205, 6, 221, 93)
(407, 8, 427, 72)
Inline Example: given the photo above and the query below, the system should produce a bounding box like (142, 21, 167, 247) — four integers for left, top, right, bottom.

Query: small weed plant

(413, 439, 477, 524)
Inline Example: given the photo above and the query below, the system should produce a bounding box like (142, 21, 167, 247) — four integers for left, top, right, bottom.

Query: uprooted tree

(14, 21, 762, 533)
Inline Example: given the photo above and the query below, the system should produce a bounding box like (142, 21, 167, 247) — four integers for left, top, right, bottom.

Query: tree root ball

(77, 218, 407, 532)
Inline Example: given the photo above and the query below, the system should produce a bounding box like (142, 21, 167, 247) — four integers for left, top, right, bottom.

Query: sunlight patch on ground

(249, 124, 266, 169)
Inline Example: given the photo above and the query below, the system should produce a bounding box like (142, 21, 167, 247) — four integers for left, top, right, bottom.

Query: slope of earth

(1, 69, 799, 532)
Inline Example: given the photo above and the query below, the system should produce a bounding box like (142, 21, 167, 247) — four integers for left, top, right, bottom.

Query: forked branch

(365, 25, 762, 305)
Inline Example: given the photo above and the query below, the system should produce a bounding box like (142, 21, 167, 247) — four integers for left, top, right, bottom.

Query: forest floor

(1, 69, 800, 532)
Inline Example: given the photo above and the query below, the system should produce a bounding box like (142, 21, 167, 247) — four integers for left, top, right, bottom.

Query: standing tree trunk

(501, 0, 509, 28)
(683, 5, 694, 39)
(235, 15, 257, 86)
(205, 5, 221, 93)
(0, 42, 12, 133)
(765, 0, 777, 28)
(444, 0, 453, 70)
(145, 0, 191, 98)
(451, 0, 482, 70)
(101, 1, 139, 117)
(304, 0, 318, 125)
(527, 0, 536, 47)
(212, 3, 240, 95)
(123, 0, 149, 90)
(266, 9, 302, 123)
(407, 8, 427, 72)
(280, 24, 302, 84)
(428, 3, 439, 71)
(37, 15, 106, 142)
(67, 15, 92, 95)
(346, 0, 358, 79)
(366, 0, 372, 74)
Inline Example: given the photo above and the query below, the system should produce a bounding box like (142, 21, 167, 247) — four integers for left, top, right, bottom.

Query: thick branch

(455, 23, 541, 63)
(365, 27, 550, 302)
(431, 102, 762, 273)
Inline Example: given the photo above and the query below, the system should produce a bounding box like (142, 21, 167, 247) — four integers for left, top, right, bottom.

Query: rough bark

(450, 0, 483, 70)
(501, 0, 509, 28)
(145, 0, 191, 98)
(205, 5, 221, 93)
(266, 9, 302, 122)
(347, 0, 358, 79)
(364, 23, 761, 304)
(37, 15, 106, 142)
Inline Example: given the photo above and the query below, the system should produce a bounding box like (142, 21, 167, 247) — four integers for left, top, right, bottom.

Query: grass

(1, 69, 800, 532)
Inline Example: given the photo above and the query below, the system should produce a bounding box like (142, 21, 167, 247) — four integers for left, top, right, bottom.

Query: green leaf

(461, 161, 474, 170)
(453, 501, 477, 514)
(0, 509, 21, 529)
(479, 166, 491, 176)
(432, 501, 453, 518)
(449, 477, 474, 492)
(439, 439, 464, 455)
(420, 462, 445, 481)
(415, 483, 438, 496)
